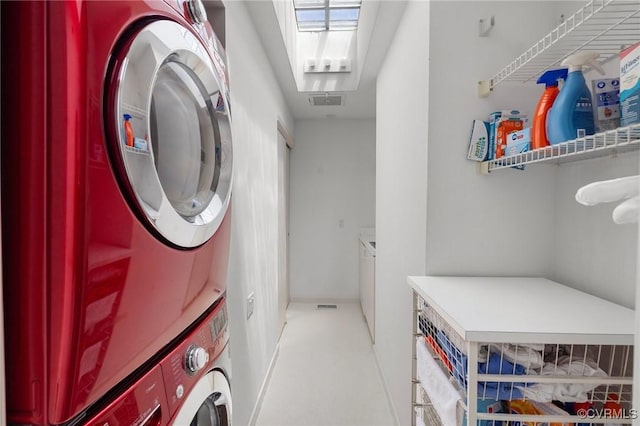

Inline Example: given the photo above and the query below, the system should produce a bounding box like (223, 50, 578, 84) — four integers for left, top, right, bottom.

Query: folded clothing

(478, 353, 526, 400)
(517, 355, 608, 402)
(437, 331, 528, 399)
(488, 343, 544, 370)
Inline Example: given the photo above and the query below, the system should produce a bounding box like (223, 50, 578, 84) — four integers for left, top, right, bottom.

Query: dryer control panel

(159, 300, 229, 417)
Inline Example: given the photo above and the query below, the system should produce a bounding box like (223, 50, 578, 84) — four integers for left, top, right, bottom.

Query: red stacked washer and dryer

(1, 0, 233, 424)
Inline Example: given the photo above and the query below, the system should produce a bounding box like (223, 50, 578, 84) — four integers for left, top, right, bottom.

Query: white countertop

(359, 228, 375, 256)
(360, 239, 375, 256)
(408, 276, 635, 345)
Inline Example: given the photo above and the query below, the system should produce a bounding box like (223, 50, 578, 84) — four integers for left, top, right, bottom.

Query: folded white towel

(416, 337, 463, 426)
(488, 343, 544, 370)
(517, 355, 608, 402)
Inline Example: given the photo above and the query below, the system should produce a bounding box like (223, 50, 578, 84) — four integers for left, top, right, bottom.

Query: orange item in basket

(425, 335, 453, 373)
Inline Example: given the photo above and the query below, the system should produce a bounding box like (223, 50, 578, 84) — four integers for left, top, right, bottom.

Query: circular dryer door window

(110, 20, 232, 248)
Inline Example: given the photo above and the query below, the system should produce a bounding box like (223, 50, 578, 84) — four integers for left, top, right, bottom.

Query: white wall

(426, 1, 563, 278)
(206, 3, 226, 48)
(553, 154, 639, 308)
(375, 2, 429, 424)
(355, 0, 380, 82)
(224, 2, 294, 425)
(375, 2, 594, 423)
(549, 50, 639, 308)
(289, 118, 375, 300)
(423, 1, 638, 308)
(273, 0, 297, 74)
(424, 0, 638, 307)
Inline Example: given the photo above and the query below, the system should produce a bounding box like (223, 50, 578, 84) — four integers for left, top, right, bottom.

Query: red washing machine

(1, 0, 233, 424)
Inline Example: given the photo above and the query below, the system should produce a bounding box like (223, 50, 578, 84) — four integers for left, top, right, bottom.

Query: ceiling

(244, 0, 408, 119)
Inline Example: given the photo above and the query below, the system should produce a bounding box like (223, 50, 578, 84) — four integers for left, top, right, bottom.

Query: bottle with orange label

(532, 68, 568, 150)
(123, 114, 134, 147)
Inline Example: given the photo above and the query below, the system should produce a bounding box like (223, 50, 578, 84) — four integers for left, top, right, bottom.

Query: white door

(360, 242, 375, 342)
(277, 127, 291, 336)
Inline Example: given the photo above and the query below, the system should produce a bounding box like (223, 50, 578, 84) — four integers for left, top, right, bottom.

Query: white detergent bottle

(547, 51, 604, 144)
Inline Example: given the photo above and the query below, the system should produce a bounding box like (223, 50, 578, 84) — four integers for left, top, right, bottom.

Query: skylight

(294, 0, 362, 32)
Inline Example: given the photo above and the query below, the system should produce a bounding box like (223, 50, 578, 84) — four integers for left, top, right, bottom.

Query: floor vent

(317, 304, 338, 309)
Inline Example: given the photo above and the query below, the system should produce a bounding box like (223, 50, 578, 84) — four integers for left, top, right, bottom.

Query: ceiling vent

(308, 93, 345, 107)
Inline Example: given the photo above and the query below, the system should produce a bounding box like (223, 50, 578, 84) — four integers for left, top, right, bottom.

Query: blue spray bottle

(547, 51, 604, 144)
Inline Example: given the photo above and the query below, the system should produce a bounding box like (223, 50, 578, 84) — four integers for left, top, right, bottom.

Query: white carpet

(255, 302, 395, 426)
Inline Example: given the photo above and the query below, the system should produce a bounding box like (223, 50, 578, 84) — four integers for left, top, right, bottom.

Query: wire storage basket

(410, 276, 635, 426)
(414, 384, 443, 426)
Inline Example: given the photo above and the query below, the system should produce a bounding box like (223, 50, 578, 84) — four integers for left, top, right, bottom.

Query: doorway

(277, 122, 292, 337)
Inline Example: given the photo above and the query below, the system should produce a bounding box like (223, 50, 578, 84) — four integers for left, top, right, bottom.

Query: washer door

(111, 20, 232, 248)
(171, 370, 232, 426)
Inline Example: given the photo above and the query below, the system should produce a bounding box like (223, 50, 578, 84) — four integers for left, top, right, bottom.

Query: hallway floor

(255, 302, 395, 426)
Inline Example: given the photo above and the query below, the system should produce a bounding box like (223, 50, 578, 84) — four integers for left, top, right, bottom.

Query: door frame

(277, 121, 293, 337)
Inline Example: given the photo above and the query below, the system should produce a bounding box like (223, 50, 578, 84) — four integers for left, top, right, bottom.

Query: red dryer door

(108, 20, 232, 248)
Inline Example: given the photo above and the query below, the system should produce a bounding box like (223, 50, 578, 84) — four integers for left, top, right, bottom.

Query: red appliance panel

(1, 1, 231, 424)
(84, 366, 170, 426)
(0, 1, 48, 422)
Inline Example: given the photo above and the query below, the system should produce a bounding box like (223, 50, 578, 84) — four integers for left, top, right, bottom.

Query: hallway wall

(289, 118, 376, 301)
(224, 1, 294, 425)
(375, 2, 429, 424)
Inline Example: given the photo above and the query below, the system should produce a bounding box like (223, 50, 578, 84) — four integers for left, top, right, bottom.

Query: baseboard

(247, 343, 280, 426)
(289, 297, 360, 304)
(373, 346, 401, 426)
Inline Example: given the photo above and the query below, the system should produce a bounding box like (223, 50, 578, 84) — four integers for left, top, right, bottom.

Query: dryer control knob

(187, 0, 208, 24)
(185, 345, 209, 373)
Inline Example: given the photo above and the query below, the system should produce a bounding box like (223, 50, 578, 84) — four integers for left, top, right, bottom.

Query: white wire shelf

(478, 0, 640, 96)
(123, 145, 150, 156)
(480, 123, 640, 174)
